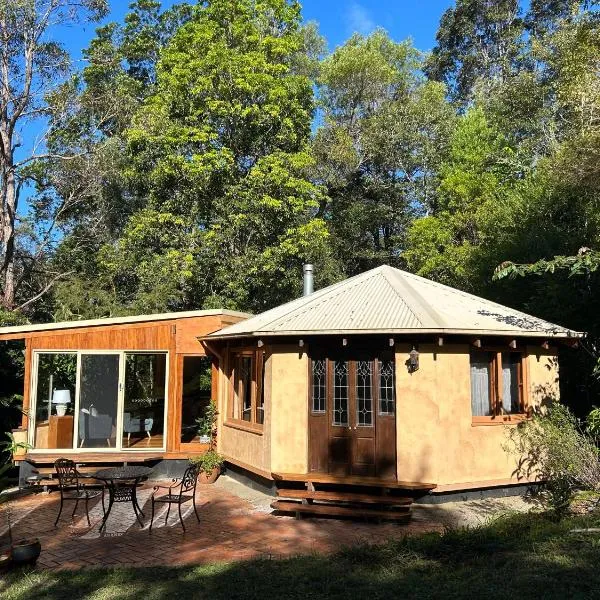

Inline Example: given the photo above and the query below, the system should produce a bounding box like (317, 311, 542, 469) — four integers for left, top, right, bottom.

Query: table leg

(131, 481, 144, 527)
(99, 483, 115, 532)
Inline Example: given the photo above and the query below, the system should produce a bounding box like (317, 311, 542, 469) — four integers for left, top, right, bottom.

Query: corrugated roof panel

(207, 265, 583, 339)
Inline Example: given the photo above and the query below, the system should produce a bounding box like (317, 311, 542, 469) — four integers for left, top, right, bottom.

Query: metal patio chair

(54, 458, 106, 527)
(149, 463, 201, 533)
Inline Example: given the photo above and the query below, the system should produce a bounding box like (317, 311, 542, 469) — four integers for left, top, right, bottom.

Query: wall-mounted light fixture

(406, 345, 419, 374)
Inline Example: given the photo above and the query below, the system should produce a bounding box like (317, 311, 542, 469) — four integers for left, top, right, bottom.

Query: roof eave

(202, 327, 585, 341)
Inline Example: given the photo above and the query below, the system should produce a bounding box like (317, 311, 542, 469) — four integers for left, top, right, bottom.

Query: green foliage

(315, 30, 454, 275)
(190, 449, 225, 473)
(0, 432, 31, 461)
(506, 403, 600, 518)
(196, 401, 218, 439)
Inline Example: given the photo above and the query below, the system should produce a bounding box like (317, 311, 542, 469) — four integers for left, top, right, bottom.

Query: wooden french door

(309, 355, 397, 480)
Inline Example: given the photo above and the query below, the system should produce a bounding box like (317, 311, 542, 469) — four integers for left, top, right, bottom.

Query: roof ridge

(398, 269, 561, 329)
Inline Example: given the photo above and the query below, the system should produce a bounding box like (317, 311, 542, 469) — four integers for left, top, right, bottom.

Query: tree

(67, 0, 334, 315)
(426, 0, 525, 105)
(0, 0, 108, 312)
(314, 30, 455, 275)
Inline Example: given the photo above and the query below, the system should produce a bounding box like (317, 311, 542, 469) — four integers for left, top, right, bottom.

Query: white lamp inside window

(52, 389, 71, 417)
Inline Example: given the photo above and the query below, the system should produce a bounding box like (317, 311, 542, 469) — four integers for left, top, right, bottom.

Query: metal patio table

(93, 466, 153, 531)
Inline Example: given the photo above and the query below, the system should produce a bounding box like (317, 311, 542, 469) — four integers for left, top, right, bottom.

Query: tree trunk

(0, 140, 16, 311)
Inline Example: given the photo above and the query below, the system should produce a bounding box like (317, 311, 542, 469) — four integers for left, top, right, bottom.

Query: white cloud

(346, 2, 376, 36)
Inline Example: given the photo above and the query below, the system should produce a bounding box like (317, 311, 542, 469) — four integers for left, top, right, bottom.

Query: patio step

(271, 500, 412, 522)
(276, 488, 413, 506)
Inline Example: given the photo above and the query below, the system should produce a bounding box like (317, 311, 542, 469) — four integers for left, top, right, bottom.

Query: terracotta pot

(11, 538, 41, 566)
(199, 467, 221, 484)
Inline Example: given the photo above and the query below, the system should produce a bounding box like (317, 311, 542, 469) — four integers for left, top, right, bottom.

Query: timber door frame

(308, 351, 397, 480)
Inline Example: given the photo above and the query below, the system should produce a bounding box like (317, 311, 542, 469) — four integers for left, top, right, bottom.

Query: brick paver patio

(0, 477, 444, 570)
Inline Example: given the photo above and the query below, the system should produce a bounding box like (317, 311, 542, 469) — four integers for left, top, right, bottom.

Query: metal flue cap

(303, 264, 314, 296)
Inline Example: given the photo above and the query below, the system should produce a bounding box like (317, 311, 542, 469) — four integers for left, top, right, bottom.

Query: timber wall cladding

(21, 315, 236, 455)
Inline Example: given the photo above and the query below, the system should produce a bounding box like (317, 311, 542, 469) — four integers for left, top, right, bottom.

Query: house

(0, 310, 248, 481)
(0, 265, 583, 510)
(201, 265, 582, 504)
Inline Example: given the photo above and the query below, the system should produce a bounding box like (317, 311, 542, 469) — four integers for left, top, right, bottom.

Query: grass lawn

(2, 510, 600, 599)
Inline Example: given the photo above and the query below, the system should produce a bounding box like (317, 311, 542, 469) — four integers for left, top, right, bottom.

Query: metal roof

(206, 265, 583, 340)
(0, 309, 251, 338)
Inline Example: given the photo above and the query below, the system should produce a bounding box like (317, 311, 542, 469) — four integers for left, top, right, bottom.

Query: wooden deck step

(271, 500, 412, 522)
(272, 472, 436, 491)
(276, 489, 413, 506)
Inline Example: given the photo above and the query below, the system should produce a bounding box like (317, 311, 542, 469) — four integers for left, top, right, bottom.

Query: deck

(271, 472, 437, 491)
(271, 472, 436, 522)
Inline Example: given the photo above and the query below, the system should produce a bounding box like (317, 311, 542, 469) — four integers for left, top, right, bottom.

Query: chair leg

(164, 502, 172, 525)
(106, 438, 110, 447)
(85, 496, 91, 527)
(80, 437, 85, 448)
(71, 498, 80, 520)
(101, 488, 106, 516)
(193, 496, 200, 523)
(127, 432, 131, 447)
(178, 502, 185, 533)
(149, 498, 155, 533)
(54, 496, 64, 527)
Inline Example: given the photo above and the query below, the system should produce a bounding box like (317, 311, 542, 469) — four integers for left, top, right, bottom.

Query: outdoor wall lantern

(406, 346, 419, 374)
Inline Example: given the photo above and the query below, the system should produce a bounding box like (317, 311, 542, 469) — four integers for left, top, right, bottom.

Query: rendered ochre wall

(395, 343, 559, 487)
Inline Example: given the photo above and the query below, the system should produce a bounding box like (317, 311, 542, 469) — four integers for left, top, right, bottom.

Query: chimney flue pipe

(303, 264, 314, 296)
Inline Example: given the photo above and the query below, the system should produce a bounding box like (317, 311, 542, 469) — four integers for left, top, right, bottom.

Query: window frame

(470, 348, 528, 425)
(309, 355, 396, 423)
(226, 347, 265, 434)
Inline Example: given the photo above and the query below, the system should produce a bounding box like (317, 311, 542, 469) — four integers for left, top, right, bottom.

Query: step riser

(271, 500, 412, 522)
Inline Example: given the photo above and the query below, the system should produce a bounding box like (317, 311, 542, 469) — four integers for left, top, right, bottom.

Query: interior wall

(395, 343, 560, 487)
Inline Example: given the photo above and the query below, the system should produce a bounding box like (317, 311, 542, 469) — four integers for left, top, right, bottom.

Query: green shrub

(505, 403, 600, 518)
(196, 401, 218, 439)
(190, 449, 224, 473)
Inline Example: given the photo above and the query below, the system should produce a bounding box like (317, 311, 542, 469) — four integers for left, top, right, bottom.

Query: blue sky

(61, 0, 454, 64)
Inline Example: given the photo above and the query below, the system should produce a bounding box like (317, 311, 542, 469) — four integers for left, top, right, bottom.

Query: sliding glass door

(30, 351, 168, 452)
(77, 354, 120, 449)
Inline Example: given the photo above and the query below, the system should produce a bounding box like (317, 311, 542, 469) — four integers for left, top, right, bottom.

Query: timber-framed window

(310, 356, 396, 423)
(228, 348, 265, 431)
(470, 349, 526, 422)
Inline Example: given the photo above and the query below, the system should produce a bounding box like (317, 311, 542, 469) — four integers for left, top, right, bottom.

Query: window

(311, 356, 395, 424)
(311, 359, 326, 413)
(33, 353, 77, 449)
(470, 350, 525, 419)
(378, 359, 395, 415)
(229, 349, 265, 429)
(356, 361, 373, 426)
(333, 361, 349, 426)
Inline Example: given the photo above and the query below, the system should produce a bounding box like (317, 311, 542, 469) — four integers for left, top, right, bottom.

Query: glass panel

(33, 353, 77, 449)
(311, 359, 326, 413)
(378, 359, 395, 415)
(78, 354, 120, 448)
(123, 353, 167, 449)
(501, 352, 521, 414)
(470, 351, 492, 417)
(239, 356, 252, 422)
(256, 354, 265, 425)
(356, 360, 373, 426)
(333, 361, 349, 426)
(180, 356, 212, 443)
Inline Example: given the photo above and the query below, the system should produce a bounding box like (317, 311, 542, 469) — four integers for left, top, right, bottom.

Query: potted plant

(0, 434, 40, 567)
(190, 450, 225, 484)
(195, 401, 218, 446)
